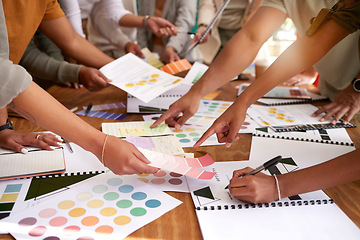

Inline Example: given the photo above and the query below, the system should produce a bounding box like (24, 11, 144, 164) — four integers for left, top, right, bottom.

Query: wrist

(143, 15, 150, 28)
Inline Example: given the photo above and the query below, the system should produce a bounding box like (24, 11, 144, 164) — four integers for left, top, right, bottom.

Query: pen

(85, 102, 92, 116)
(224, 155, 282, 189)
(62, 137, 73, 153)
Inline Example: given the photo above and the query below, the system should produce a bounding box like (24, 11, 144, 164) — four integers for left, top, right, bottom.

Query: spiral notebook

(187, 161, 360, 240)
(238, 83, 329, 106)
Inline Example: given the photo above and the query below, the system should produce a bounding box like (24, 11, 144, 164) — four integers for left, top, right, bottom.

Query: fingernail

(343, 121, 348, 125)
(175, 124, 180, 129)
(320, 118, 324, 122)
(225, 142, 232, 148)
(21, 148, 28, 154)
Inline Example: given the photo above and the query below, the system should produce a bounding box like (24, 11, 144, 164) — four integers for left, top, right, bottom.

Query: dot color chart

(134, 170, 189, 192)
(4, 172, 182, 240)
(197, 100, 233, 118)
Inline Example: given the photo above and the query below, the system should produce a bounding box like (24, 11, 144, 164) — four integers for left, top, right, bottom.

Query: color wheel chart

(4, 172, 182, 240)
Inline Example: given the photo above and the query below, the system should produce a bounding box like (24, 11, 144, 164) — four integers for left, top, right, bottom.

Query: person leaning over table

(0, 0, 158, 175)
(151, 0, 360, 203)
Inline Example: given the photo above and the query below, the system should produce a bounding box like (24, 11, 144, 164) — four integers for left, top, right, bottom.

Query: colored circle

(169, 178, 183, 185)
(87, 199, 104, 208)
(58, 200, 75, 210)
(81, 216, 99, 226)
(149, 78, 157, 83)
(49, 216, 68, 227)
(151, 178, 165, 184)
(39, 208, 57, 218)
(170, 172, 183, 177)
(77, 192, 92, 201)
(220, 106, 228, 110)
(63, 226, 80, 236)
(114, 216, 131, 225)
(130, 207, 147, 216)
(151, 116, 159, 120)
(145, 199, 161, 208)
(77, 236, 94, 240)
(116, 199, 133, 208)
(179, 138, 191, 143)
(172, 78, 182, 84)
(222, 103, 230, 106)
(131, 192, 147, 200)
(151, 74, 160, 78)
(136, 82, 145, 86)
(137, 178, 148, 183)
(95, 225, 114, 234)
(118, 185, 134, 193)
(69, 208, 86, 217)
(29, 226, 47, 237)
(125, 83, 135, 87)
(172, 129, 183, 133)
(211, 103, 220, 105)
(137, 173, 150, 177)
(43, 237, 60, 240)
(107, 178, 123, 186)
(18, 217, 37, 226)
(104, 192, 119, 201)
(193, 115, 201, 118)
(285, 119, 295, 122)
(209, 106, 217, 108)
(189, 132, 200, 137)
(92, 185, 108, 193)
(100, 207, 117, 216)
(185, 128, 196, 132)
(208, 109, 215, 112)
(153, 170, 166, 177)
(176, 133, 187, 138)
(138, 80, 147, 84)
(217, 110, 224, 113)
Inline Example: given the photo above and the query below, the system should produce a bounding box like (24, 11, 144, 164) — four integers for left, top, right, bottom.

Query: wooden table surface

(2, 80, 360, 239)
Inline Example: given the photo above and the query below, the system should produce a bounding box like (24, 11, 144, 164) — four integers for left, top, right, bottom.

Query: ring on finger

(35, 134, 41, 140)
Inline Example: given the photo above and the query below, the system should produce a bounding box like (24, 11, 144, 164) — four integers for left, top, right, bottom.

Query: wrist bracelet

(143, 15, 150, 28)
(101, 134, 109, 166)
(273, 174, 281, 201)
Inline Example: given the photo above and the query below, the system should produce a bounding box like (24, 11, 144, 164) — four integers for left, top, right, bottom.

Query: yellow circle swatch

(100, 207, 117, 217)
(114, 216, 131, 225)
(69, 208, 86, 217)
(58, 200, 75, 210)
(87, 199, 104, 208)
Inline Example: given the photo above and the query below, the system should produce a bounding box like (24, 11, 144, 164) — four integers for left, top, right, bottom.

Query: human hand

(0, 130, 62, 153)
(101, 135, 159, 175)
(78, 67, 112, 91)
(282, 67, 318, 86)
(228, 167, 278, 204)
(59, 82, 83, 89)
(163, 46, 180, 63)
(193, 103, 244, 148)
(151, 92, 202, 129)
(124, 42, 145, 58)
(312, 84, 360, 124)
(192, 25, 210, 44)
(146, 17, 177, 37)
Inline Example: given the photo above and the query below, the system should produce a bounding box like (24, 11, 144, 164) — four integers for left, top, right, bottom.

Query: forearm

(237, 19, 351, 108)
(118, 14, 144, 28)
(278, 149, 360, 198)
(0, 108, 8, 124)
(8, 82, 104, 156)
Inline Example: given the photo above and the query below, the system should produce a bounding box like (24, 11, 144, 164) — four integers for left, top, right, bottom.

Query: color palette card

(141, 47, 164, 69)
(247, 104, 332, 127)
(183, 61, 208, 85)
(160, 59, 192, 75)
(197, 100, 233, 118)
(139, 148, 216, 180)
(3, 171, 182, 240)
(82, 102, 126, 111)
(101, 53, 184, 103)
(76, 110, 127, 121)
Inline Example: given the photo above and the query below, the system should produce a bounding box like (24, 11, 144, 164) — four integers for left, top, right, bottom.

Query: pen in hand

(224, 155, 282, 189)
(85, 102, 93, 116)
(62, 137, 73, 153)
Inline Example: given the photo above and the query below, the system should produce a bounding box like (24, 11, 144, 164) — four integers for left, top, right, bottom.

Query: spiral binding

(23, 170, 106, 179)
(252, 133, 354, 146)
(259, 97, 329, 106)
(195, 199, 334, 211)
(274, 122, 356, 132)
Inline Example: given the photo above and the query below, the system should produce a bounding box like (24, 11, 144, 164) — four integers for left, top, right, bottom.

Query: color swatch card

(247, 104, 332, 127)
(100, 53, 184, 103)
(160, 59, 192, 75)
(2, 171, 182, 240)
(82, 102, 126, 111)
(139, 148, 216, 180)
(183, 61, 208, 85)
(141, 48, 164, 69)
(187, 161, 360, 240)
(76, 110, 127, 121)
(102, 121, 184, 156)
(197, 100, 233, 118)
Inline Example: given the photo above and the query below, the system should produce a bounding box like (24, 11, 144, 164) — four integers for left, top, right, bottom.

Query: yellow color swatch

(0, 193, 19, 202)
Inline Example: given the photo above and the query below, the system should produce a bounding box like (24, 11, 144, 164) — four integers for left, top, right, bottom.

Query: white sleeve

(104, 0, 132, 25)
(58, 0, 86, 38)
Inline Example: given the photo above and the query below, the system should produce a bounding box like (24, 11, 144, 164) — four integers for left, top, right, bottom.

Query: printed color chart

(4, 172, 182, 240)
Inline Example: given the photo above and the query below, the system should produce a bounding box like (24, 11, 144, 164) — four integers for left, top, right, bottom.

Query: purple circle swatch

(39, 208, 57, 218)
(169, 178, 183, 185)
(18, 217, 37, 227)
(169, 172, 182, 177)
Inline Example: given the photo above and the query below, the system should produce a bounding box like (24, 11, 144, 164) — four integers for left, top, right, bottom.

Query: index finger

(150, 110, 178, 128)
(193, 126, 217, 148)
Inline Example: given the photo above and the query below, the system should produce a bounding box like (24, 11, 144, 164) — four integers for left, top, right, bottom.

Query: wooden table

(2, 80, 360, 239)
